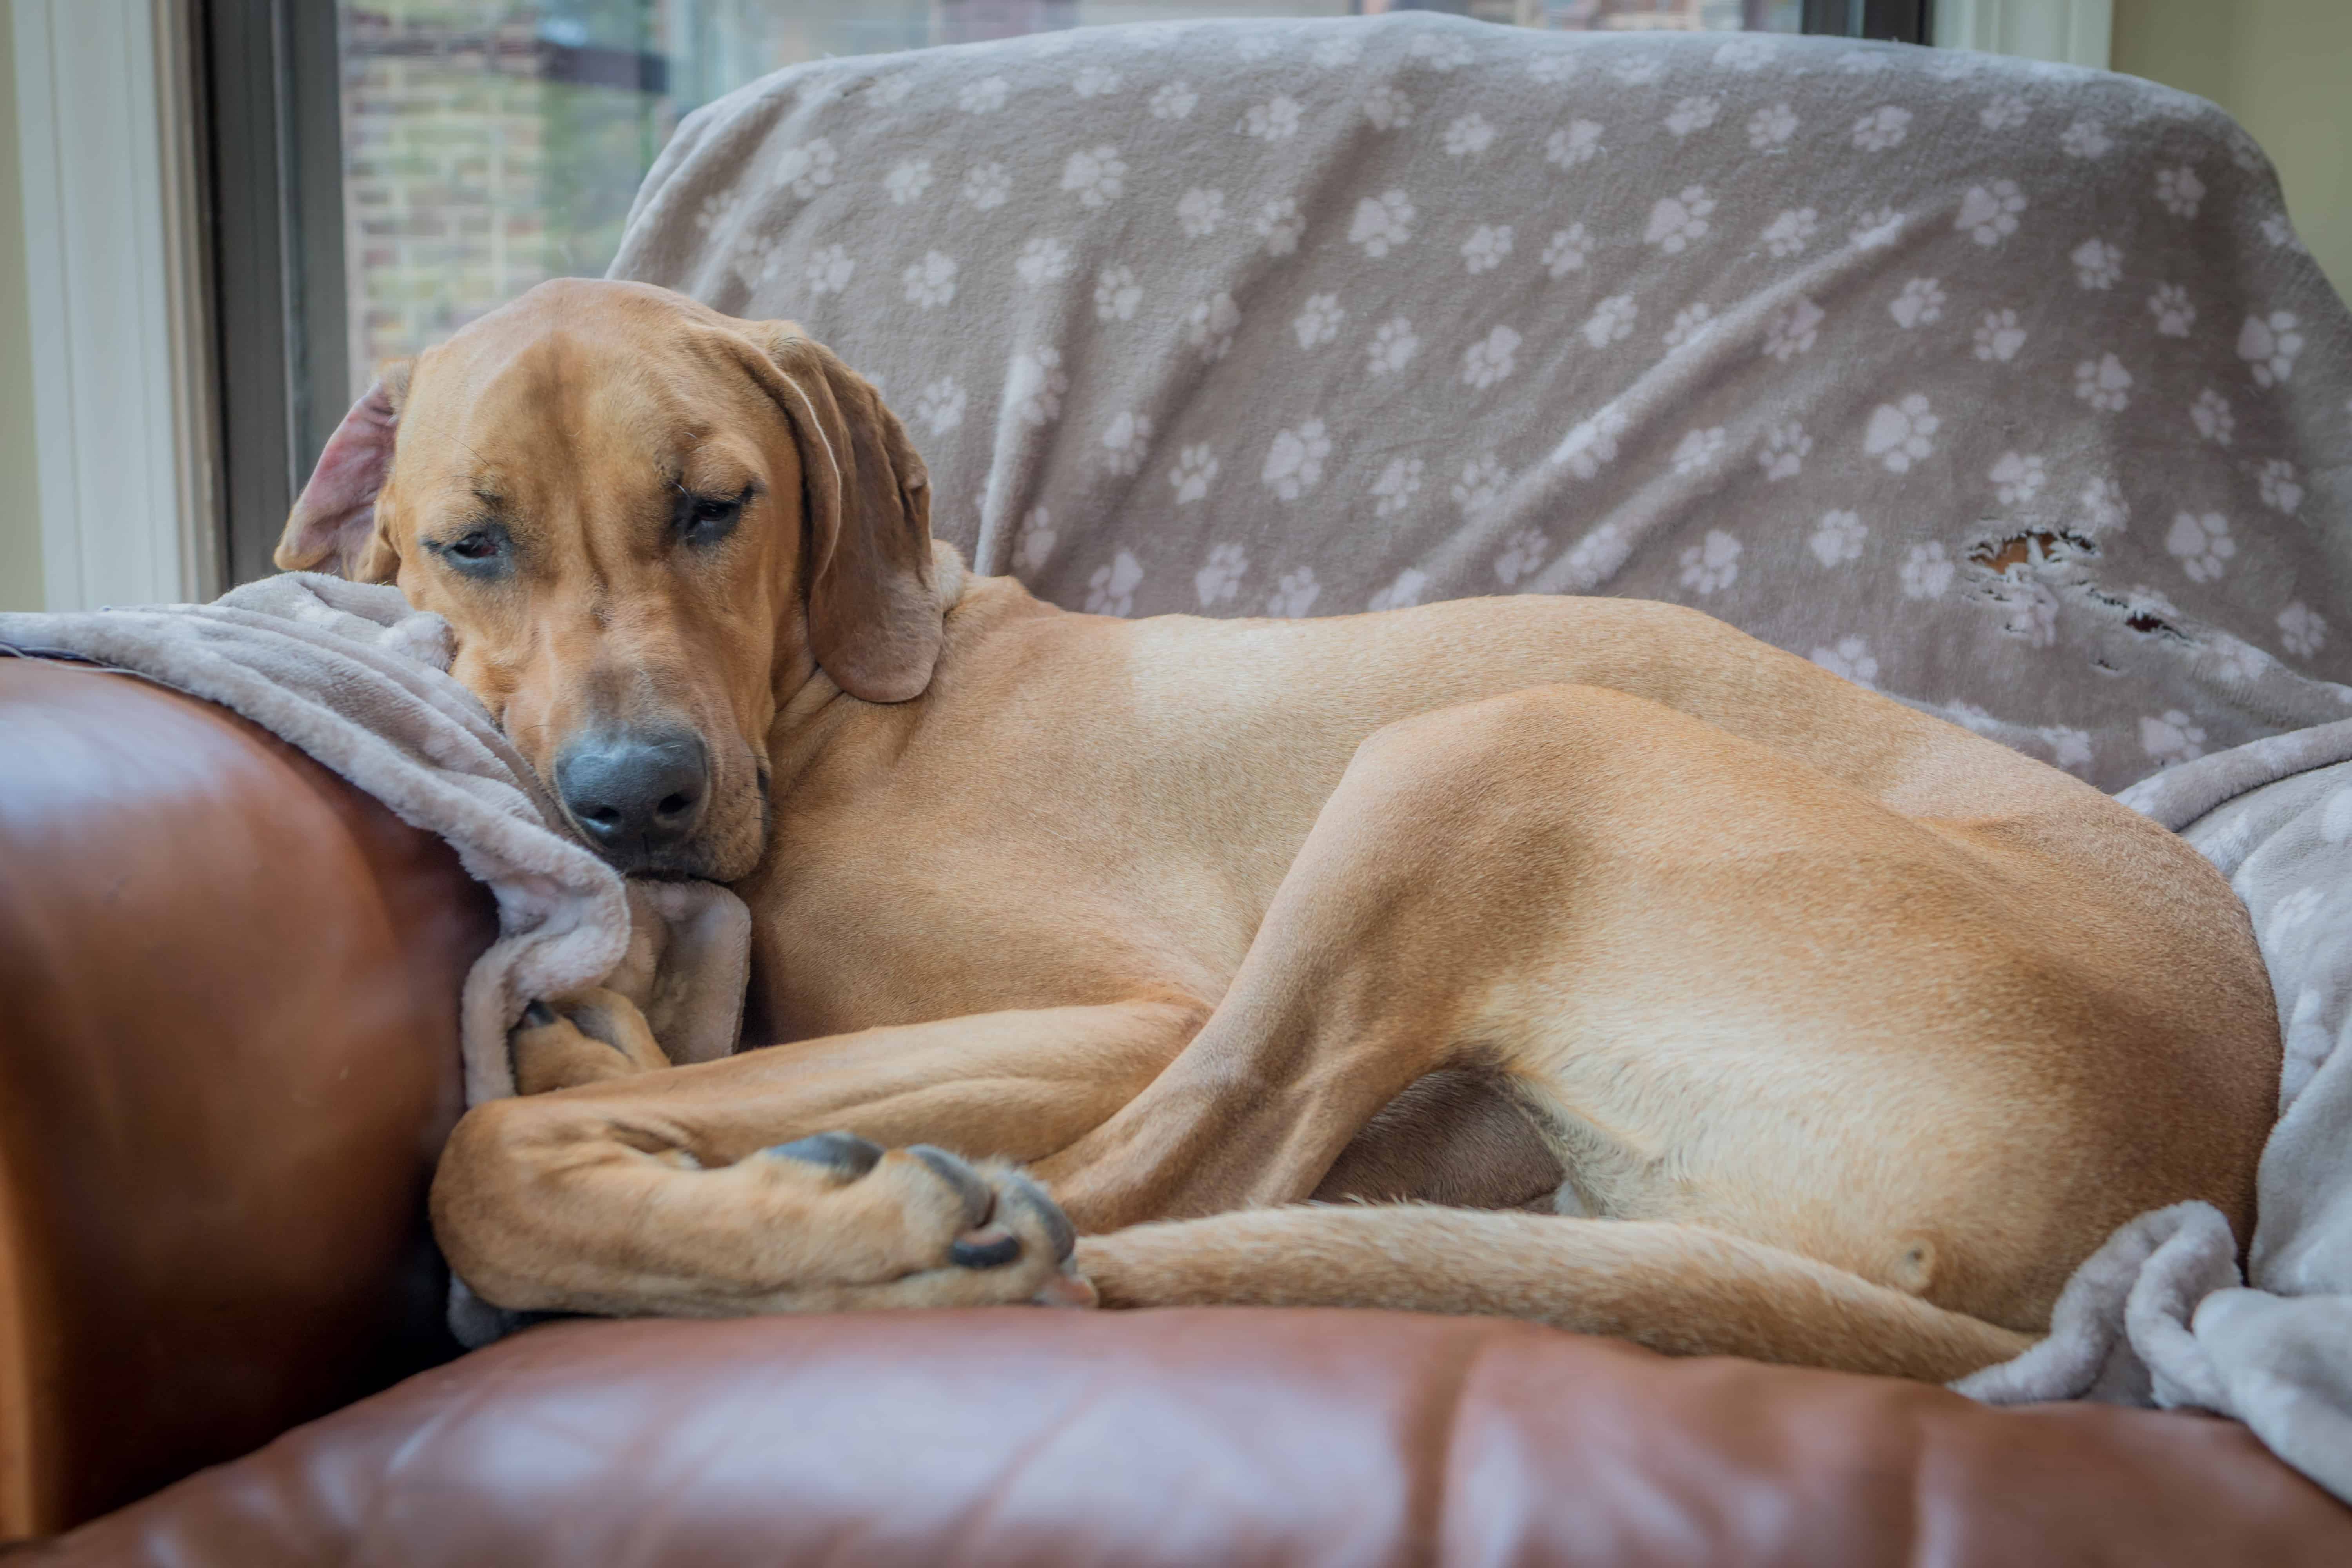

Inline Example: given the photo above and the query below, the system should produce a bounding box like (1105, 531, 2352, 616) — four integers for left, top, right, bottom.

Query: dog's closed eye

(424, 523, 513, 579)
(675, 485, 752, 548)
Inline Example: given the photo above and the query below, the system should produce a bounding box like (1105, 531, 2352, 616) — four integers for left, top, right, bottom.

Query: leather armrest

(0, 659, 495, 1535)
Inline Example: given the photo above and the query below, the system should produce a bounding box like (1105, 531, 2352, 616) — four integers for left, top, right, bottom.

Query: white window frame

(12, 0, 218, 612)
(1936, 0, 2112, 70)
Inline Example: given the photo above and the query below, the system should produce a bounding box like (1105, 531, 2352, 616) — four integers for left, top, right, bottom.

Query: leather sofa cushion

(45, 1307, 2352, 1566)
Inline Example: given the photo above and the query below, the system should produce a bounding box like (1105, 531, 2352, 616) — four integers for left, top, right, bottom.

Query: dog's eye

(449, 531, 498, 560)
(428, 525, 510, 578)
(678, 489, 747, 546)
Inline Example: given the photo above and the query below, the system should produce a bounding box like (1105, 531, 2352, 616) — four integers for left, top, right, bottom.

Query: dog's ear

(752, 325, 939, 704)
(274, 361, 412, 581)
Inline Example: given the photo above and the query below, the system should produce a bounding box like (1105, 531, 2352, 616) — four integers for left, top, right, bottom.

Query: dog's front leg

(431, 997, 1203, 1318)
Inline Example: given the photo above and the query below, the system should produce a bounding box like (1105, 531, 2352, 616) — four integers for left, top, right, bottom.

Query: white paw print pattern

(1293, 294, 1345, 349)
(913, 377, 965, 436)
(1546, 120, 1602, 167)
(1764, 298, 1824, 360)
(1850, 207, 1904, 250)
(2279, 603, 2328, 660)
(1671, 427, 1727, 475)
(1085, 550, 1144, 617)
(1644, 186, 1715, 253)
(1679, 531, 1742, 596)
(1851, 106, 1911, 152)
(803, 244, 855, 296)
(1759, 422, 1811, 481)
(1265, 568, 1321, 619)
(1240, 96, 1303, 141)
(1955, 180, 2025, 245)
(1610, 56, 1662, 86)
(1367, 568, 1429, 613)
(962, 162, 1011, 211)
(1254, 198, 1304, 257)
(1100, 410, 1153, 477)
(771, 139, 837, 200)
(884, 158, 933, 205)
(1864, 394, 1939, 473)
(1350, 191, 1416, 258)
(1059, 145, 1127, 208)
(2072, 238, 2123, 289)
(1462, 223, 1514, 274)
(1370, 456, 1423, 517)
(1015, 236, 1072, 287)
(1552, 403, 1628, 479)
(1973, 309, 2025, 362)
(1367, 317, 1419, 376)
(1409, 31, 1474, 70)
(1494, 528, 1549, 587)
(1009, 347, 1067, 427)
(1094, 265, 1140, 323)
(1443, 112, 1496, 156)
(2041, 727, 2094, 773)
(1187, 293, 1241, 362)
(2077, 476, 2129, 533)
(1462, 326, 1521, 390)
(1363, 85, 1413, 131)
(1452, 454, 1510, 517)
(1989, 451, 2046, 506)
(2166, 511, 2234, 583)
(1176, 187, 1226, 238)
(1889, 278, 1946, 329)
(2059, 118, 2112, 159)
(871, 73, 913, 107)
(903, 250, 958, 309)
(1664, 95, 1720, 137)
(1542, 224, 1594, 278)
(2140, 710, 2207, 766)
(1900, 541, 1954, 599)
(1762, 208, 1817, 258)
(1747, 103, 1798, 152)
(1811, 635, 1879, 688)
(1982, 573, 2060, 647)
(1194, 543, 1247, 609)
(1148, 80, 1197, 120)
(1071, 64, 1120, 99)
(2259, 459, 2303, 515)
(1563, 520, 1632, 589)
(1527, 51, 1577, 83)
(2191, 387, 2235, 445)
(1014, 505, 1055, 573)
(2074, 354, 2133, 413)
(1584, 294, 1637, 348)
(1810, 510, 1866, 567)
(1715, 36, 1772, 71)
(958, 76, 1009, 114)
(2155, 165, 2205, 218)
(1664, 304, 1714, 349)
(2239, 312, 2305, 386)
(1168, 444, 1218, 505)
(1262, 419, 1332, 501)
(1980, 94, 2029, 131)
(2147, 284, 2196, 337)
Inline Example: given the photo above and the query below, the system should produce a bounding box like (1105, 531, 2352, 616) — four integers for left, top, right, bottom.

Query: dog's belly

(1314, 1069, 1566, 1212)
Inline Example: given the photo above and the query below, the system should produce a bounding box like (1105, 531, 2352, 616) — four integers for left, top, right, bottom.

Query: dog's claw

(911, 1145, 995, 1229)
(949, 1227, 1024, 1270)
(765, 1131, 885, 1180)
(1002, 1169, 1076, 1264)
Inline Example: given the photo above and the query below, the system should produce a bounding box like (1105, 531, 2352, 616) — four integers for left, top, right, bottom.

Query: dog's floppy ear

(753, 325, 939, 704)
(274, 361, 412, 581)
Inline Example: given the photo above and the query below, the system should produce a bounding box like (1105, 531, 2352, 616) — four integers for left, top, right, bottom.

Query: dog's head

(275, 279, 938, 881)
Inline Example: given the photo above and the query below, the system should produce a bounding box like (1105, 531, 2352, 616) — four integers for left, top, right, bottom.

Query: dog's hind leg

(1076, 1205, 2035, 1383)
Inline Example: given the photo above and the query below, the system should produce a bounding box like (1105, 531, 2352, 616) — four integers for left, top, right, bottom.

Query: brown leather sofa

(4, 655, 2349, 1564)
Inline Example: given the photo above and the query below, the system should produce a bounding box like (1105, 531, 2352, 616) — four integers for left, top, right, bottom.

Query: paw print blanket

(610, 11, 2352, 1495)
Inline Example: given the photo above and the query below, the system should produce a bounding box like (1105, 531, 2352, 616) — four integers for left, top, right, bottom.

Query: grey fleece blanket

(0, 574, 749, 1111)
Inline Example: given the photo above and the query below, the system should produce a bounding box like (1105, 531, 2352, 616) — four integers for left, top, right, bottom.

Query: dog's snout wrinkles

(556, 729, 711, 864)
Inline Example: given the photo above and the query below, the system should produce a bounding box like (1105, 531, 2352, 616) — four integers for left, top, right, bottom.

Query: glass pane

(338, 1, 1804, 395)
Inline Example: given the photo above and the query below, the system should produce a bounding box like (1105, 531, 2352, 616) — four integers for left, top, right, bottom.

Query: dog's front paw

(509, 987, 671, 1094)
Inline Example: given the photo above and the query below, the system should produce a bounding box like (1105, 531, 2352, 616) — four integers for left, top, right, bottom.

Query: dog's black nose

(555, 730, 710, 860)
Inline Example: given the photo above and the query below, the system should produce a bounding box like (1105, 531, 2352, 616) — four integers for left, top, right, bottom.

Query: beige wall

(0, 1, 45, 612)
(2113, 0, 2352, 302)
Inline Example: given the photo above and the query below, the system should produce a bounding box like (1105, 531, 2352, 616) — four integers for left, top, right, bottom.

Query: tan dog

(277, 279, 2278, 1381)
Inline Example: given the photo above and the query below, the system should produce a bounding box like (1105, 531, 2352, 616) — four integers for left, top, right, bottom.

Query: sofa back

(613, 13, 2352, 793)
